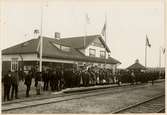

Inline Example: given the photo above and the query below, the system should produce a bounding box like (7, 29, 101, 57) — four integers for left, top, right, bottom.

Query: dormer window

(52, 42, 70, 52)
(61, 45, 70, 52)
(22, 42, 29, 47)
(52, 43, 61, 49)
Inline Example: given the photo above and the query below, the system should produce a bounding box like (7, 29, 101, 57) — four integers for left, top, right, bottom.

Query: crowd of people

(117, 70, 163, 85)
(2, 67, 115, 101)
(2, 67, 164, 101)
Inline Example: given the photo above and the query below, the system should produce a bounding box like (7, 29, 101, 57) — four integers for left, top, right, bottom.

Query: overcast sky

(0, 0, 165, 68)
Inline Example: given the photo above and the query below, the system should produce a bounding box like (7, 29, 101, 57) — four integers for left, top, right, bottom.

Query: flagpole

(84, 13, 88, 49)
(159, 47, 162, 68)
(164, 48, 166, 67)
(145, 34, 151, 68)
(104, 14, 107, 68)
(84, 20, 86, 48)
(39, 0, 44, 72)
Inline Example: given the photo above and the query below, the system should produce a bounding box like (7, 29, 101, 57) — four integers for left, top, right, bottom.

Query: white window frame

(100, 51, 106, 58)
(89, 48, 96, 57)
(52, 42, 70, 52)
(11, 58, 18, 72)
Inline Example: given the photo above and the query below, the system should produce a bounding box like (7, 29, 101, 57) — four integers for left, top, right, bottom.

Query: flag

(85, 13, 90, 24)
(84, 13, 90, 48)
(34, 29, 39, 34)
(101, 22, 106, 36)
(146, 35, 151, 47)
(162, 48, 166, 54)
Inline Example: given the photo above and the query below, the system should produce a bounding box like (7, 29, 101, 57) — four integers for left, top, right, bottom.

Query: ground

(3, 81, 165, 114)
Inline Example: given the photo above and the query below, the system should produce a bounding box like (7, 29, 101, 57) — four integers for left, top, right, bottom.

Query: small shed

(126, 59, 146, 72)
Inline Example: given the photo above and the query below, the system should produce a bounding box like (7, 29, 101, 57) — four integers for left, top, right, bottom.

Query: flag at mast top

(146, 34, 151, 47)
(83, 13, 90, 48)
(85, 13, 90, 24)
(101, 22, 106, 37)
(101, 14, 107, 37)
(162, 47, 166, 54)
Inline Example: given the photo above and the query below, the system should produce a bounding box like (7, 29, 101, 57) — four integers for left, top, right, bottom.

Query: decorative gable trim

(83, 35, 110, 52)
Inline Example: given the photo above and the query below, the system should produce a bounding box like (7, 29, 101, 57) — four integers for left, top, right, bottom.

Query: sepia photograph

(0, 0, 165, 114)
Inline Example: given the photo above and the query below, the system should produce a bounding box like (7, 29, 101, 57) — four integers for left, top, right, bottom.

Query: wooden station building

(2, 33, 121, 76)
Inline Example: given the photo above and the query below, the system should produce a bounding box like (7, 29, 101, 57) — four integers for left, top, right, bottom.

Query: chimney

(54, 32, 60, 40)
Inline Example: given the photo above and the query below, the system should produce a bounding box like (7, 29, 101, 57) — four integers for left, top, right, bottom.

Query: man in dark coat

(63, 70, 68, 88)
(64, 69, 72, 88)
(56, 69, 61, 91)
(68, 69, 73, 88)
(99, 70, 103, 85)
(76, 70, 82, 87)
(46, 70, 50, 91)
(35, 72, 42, 95)
(3, 71, 12, 101)
(74, 70, 80, 87)
(85, 71, 90, 87)
(151, 72, 156, 85)
(50, 70, 57, 91)
(60, 69, 65, 89)
(71, 69, 76, 88)
(49, 70, 55, 91)
(130, 71, 135, 85)
(24, 71, 32, 97)
(117, 72, 121, 86)
(82, 70, 86, 87)
(43, 70, 48, 91)
(11, 71, 19, 99)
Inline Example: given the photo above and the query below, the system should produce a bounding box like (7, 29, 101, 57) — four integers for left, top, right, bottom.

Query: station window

(61, 45, 70, 52)
(100, 51, 106, 58)
(52, 42, 70, 52)
(11, 58, 18, 72)
(89, 48, 96, 57)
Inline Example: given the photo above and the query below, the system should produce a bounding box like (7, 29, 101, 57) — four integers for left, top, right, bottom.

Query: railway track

(112, 94, 165, 113)
(2, 84, 151, 112)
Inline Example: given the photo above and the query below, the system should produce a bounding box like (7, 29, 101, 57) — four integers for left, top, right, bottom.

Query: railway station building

(2, 34, 121, 76)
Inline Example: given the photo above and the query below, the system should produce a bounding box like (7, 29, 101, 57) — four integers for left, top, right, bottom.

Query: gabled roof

(41, 37, 85, 60)
(2, 39, 39, 55)
(41, 37, 118, 64)
(60, 35, 111, 52)
(127, 61, 146, 70)
(2, 35, 120, 64)
(108, 56, 121, 64)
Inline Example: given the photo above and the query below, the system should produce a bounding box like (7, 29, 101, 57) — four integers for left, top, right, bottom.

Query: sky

(0, 0, 166, 68)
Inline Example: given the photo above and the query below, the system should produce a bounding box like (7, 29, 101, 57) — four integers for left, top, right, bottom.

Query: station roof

(2, 39, 39, 55)
(127, 59, 146, 70)
(60, 35, 111, 52)
(2, 35, 120, 64)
